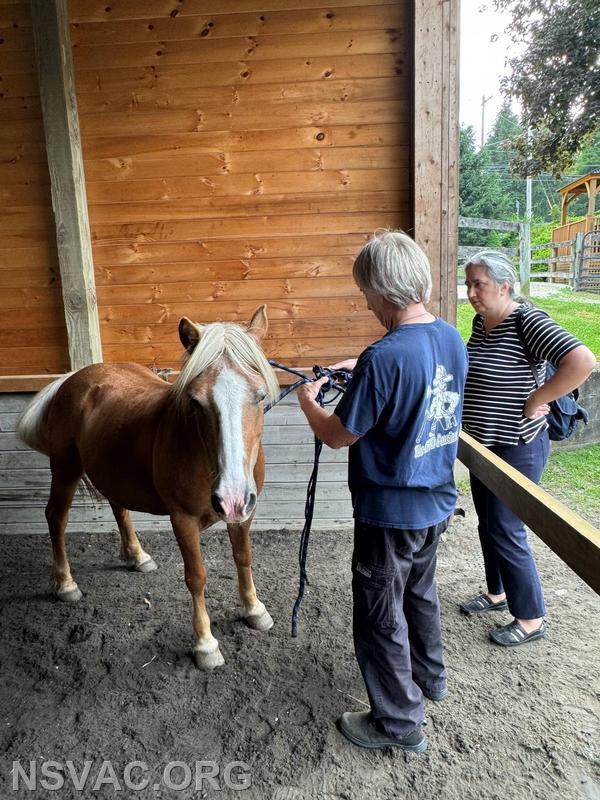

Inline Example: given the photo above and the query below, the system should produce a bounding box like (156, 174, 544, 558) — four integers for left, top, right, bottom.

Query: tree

(459, 125, 516, 245)
(496, 0, 600, 177)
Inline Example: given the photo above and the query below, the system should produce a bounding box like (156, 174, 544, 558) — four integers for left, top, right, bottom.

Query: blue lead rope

(266, 360, 351, 637)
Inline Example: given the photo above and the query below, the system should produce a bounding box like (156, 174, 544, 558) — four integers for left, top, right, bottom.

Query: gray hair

(352, 230, 432, 308)
(465, 250, 518, 297)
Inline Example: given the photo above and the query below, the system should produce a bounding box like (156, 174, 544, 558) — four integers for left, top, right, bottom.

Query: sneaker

(489, 620, 547, 647)
(338, 711, 427, 752)
(459, 593, 508, 615)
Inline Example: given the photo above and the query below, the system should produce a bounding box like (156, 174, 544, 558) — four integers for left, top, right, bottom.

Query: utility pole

(520, 130, 533, 296)
(480, 94, 493, 148)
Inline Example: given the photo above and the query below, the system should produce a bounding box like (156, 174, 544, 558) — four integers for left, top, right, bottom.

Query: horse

(16, 306, 280, 670)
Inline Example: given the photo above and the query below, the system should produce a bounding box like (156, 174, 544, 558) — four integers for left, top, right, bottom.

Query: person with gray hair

(460, 250, 595, 645)
(297, 230, 467, 753)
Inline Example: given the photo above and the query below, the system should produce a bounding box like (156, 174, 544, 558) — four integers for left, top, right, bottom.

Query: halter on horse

(17, 306, 279, 670)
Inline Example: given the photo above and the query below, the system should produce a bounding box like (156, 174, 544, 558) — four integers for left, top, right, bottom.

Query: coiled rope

(266, 360, 351, 637)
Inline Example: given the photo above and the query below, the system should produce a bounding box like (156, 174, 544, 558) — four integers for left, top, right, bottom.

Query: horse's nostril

(245, 491, 257, 512)
(211, 493, 225, 515)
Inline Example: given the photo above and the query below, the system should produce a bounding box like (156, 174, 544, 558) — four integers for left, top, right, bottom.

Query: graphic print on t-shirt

(414, 364, 460, 458)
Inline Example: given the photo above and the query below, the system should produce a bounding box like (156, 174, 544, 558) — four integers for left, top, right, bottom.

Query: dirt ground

(0, 493, 599, 800)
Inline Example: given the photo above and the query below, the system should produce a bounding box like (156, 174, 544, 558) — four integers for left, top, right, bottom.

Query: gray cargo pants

(352, 517, 449, 738)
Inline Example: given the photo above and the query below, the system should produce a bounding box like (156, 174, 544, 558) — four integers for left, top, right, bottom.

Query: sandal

(459, 594, 508, 615)
(489, 620, 547, 647)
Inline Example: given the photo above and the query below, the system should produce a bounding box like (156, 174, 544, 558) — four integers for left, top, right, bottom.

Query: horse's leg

(46, 465, 83, 603)
(111, 503, 157, 573)
(227, 522, 273, 632)
(171, 512, 224, 670)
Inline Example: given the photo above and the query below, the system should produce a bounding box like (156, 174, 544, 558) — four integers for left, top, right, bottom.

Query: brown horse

(17, 306, 280, 670)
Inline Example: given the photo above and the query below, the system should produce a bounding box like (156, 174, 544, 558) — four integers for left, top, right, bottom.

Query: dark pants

(352, 518, 449, 738)
(469, 430, 550, 620)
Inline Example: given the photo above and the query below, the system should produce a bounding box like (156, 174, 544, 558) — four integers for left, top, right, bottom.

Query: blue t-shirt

(334, 318, 467, 529)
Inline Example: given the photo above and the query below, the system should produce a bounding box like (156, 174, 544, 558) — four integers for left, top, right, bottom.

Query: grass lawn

(540, 444, 600, 520)
(456, 444, 600, 522)
(456, 288, 600, 358)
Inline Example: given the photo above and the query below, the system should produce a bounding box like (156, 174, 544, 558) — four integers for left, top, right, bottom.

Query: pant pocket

(352, 563, 397, 631)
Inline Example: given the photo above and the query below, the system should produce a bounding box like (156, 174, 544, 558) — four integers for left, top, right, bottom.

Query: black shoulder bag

(514, 309, 589, 441)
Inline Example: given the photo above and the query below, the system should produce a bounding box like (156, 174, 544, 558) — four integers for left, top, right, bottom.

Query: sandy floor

(0, 493, 599, 800)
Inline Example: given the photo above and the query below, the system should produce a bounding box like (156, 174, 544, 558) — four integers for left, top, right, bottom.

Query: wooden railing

(458, 432, 600, 596)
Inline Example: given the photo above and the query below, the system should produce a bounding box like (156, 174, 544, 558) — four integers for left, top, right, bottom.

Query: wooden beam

(458, 431, 600, 596)
(458, 216, 520, 233)
(413, 0, 459, 323)
(30, 0, 102, 370)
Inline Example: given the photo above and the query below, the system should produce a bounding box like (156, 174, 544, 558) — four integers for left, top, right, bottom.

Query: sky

(459, 0, 519, 146)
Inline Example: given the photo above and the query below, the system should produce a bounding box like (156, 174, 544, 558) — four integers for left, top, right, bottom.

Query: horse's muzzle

(211, 489, 257, 522)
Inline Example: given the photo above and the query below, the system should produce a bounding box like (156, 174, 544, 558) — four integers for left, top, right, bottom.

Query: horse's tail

(16, 373, 74, 455)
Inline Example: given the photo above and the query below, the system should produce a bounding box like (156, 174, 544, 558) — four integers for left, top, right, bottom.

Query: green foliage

(456, 290, 600, 358)
(495, 0, 600, 177)
(459, 125, 518, 247)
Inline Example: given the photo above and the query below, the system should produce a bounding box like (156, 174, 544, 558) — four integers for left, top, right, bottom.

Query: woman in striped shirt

(460, 251, 595, 646)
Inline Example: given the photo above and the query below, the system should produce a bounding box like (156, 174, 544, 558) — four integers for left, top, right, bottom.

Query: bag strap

(514, 307, 543, 388)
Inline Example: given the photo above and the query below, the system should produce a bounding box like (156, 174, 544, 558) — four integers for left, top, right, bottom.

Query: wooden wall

(68, 0, 411, 370)
(0, 392, 352, 533)
(0, 1, 70, 376)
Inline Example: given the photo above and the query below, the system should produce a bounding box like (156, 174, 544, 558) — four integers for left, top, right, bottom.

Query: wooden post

(413, 0, 459, 323)
(30, 0, 102, 370)
(573, 232, 585, 291)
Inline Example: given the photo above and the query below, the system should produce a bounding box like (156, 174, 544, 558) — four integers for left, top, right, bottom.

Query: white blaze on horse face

(212, 367, 256, 521)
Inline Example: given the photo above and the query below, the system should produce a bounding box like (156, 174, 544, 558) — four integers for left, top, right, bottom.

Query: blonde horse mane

(171, 321, 279, 407)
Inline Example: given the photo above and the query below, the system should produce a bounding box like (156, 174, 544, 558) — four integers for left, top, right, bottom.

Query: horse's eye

(256, 387, 267, 403)
(190, 396, 202, 409)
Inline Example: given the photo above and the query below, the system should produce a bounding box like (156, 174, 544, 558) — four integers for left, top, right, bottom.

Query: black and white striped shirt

(462, 304, 582, 446)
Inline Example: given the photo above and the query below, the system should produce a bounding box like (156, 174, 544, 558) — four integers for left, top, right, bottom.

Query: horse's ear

(179, 317, 202, 353)
(248, 305, 268, 342)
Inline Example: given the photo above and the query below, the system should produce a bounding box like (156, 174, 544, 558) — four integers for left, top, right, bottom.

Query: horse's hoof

(245, 602, 274, 632)
(56, 585, 82, 603)
(135, 556, 157, 574)
(193, 646, 225, 671)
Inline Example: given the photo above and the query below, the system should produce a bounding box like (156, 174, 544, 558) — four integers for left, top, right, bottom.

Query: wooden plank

(69, 0, 402, 24)
(79, 99, 410, 138)
(98, 316, 380, 345)
(96, 276, 362, 306)
(73, 29, 408, 71)
(98, 298, 371, 326)
(0, 159, 51, 186)
(30, 0, 102, 370)
(87, 189, 406, 225)
(94, 255, 356, 285)
(91, 233, 369, 265)
(81, 122, 407, 161)
(0, 346, 71, 371)
(77, 76, 406, 116)
(100, 336, 374, 363)
(90, 211, 406, 246)
(0, 286, 64, 309)
(86, 168, 406, 206)
(83, 145, 408, 182)
(69, 6, 403, 47)
(458, 431, 600, 596)
(458, 216, 520, 233)
(73, 53, 405, 95)
(0, 182, 53, 207)
(0, 267, 61, 289)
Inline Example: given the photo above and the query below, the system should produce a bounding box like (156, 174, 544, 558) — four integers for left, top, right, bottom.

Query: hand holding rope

(266, 360, 352, 637)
